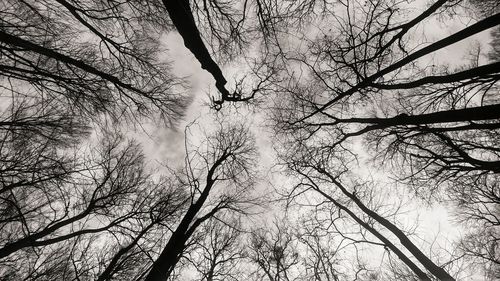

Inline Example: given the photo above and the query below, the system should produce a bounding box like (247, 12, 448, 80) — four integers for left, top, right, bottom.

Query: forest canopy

(0, 0, 499, 280)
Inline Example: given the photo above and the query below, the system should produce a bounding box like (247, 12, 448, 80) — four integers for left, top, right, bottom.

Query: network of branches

(0, 0, 498, 280)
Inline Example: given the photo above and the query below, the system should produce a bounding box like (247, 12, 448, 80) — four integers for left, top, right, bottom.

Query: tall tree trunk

(315, 168, 456, 280)
(308, 182, 432, 280)
(144, 154, 228, 281)
(160, 0, 230, 98)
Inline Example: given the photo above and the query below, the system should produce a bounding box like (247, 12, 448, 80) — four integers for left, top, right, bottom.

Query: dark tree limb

(370, 61, 500, 90)
(144, 152, 230, 281)
(296, 176, 432, 281)
(298, 12, 500, 123)
(162, 0, 228, 93)
(161, 0, 256, 108)
(312, 167, 456, 281)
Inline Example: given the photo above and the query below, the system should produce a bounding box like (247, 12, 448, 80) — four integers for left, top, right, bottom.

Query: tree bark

(343, 104, 500, 127)
(144, 153, 229, 281)
(371, 61, 500, 90)
(161, 0, 231, 98)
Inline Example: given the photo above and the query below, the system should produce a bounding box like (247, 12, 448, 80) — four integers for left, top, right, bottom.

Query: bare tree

(2, 1, 498, 280)
(0, 129, 186, 280)
(276, 142, 458, 280)
(144, 122, 258, 281)
(296, 222, 346, 281)
(94, 179, 189, 281)
(266, 2, 499, 279)
(1, 0, 188, 125)
(185, 217, 245, 281)
(160, 0, 330, 108)
(247, 222, 300, 281)
(246, 217, 366, 281)
(456, 227, 499, 280)
(269, 0, 499, 167)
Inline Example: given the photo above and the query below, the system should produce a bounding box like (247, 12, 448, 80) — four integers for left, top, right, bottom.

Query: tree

(267, 1, 499, 277)
(1, 0, 188, 126)
(186, 217, 245, 281)
(94, 180, 188, 281)
(144, 122, 258, 281)
(0, 132, 141, 258)
(246, 217, 377, 281)
(247, 222, 301, 281)
(2, 0, 499, 280)
(457, 227, 499, 280)
(160, 0, 322, 108)
(269, 0, 499, 167)
(278, 144, 458, 280)
(0, 129, 188, 280)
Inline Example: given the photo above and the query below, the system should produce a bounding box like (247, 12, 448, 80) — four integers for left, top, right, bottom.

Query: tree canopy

(1, 0, 499, 280)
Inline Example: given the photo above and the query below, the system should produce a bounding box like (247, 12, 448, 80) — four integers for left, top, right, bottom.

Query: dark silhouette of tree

(160, 0, 323, 109)
(94, 181, 189, 281)
(1, 4, 193, 277)
(247, 223, 300, 281)
(294, 213, 385, 281)
(144, 123, 258, 281)
(270, 0, 500, 162)
(276, 142, 458, 280)
(0, 132, 142, 258)
(185, 217, 245, 281)
(456, 227, 499, 280)
(246, 218, 381, 281)
(0, 129, 187, 280)
(267, 3, 499, 279)
(1, 0, 188, 125)
(1, 0, 498, 280)
(161, 0, 234, 105)
(295, 223, 345, 281)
